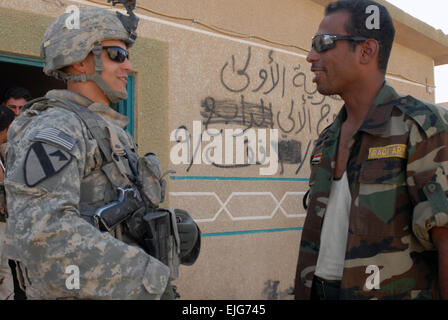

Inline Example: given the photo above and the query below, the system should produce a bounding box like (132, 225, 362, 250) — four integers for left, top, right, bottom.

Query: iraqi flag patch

(311, 153, 322, 165)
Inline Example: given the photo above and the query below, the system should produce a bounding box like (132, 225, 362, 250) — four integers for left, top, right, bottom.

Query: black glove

(174, 209, 201, 265)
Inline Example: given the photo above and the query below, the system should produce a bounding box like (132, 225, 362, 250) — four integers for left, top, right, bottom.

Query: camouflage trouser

(0, 222, 14, 300)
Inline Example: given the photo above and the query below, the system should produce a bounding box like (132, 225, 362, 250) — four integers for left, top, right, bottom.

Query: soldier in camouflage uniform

(295, 0, 448, 300)
(2, 2, 200, 299)
(0, 106, 15, 300)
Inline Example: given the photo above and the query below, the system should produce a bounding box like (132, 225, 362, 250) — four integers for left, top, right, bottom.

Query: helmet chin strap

(54, 43, 128, 104)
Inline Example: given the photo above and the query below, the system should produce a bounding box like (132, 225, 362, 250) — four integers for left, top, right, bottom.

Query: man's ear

(359, 39, 379, 65)
(68, 54, 94, 74)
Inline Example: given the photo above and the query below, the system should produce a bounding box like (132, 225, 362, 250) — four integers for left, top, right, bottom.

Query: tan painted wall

(438, 102, 448, 109)
(0, 0, 447, 300)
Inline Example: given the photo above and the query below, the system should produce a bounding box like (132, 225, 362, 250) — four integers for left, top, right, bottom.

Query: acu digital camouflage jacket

(3, 90, 170, 299)
(295, 83, 448, 299)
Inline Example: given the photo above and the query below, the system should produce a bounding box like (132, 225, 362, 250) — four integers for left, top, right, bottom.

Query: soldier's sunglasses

(311, 34, 369, 52)
(103, 46, 129, 63)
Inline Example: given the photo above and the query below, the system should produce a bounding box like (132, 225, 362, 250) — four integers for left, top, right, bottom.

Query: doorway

(0, 53, 135, 135)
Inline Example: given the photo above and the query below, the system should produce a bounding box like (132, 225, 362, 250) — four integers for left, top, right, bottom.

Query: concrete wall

(0, 0, 446, 299)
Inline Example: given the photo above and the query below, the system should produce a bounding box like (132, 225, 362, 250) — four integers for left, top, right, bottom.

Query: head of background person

(40, 3, 139, 105)
(2, 86, 32, 117)
(306, 0, 395, 97)
(0, 105, 15, 145)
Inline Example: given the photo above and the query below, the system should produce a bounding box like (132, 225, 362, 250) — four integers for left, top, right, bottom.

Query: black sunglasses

(102, 46, 129, 63)
(312, 34, 370, 52)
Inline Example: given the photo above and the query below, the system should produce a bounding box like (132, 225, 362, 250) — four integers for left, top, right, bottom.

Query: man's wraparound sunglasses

(102, 46, 130, 63)
(312, 34, 370, 52)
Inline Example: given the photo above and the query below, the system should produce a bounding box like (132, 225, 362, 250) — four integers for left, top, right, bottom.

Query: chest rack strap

(48, 97, 134, 189)
(106, 125, 135, 183)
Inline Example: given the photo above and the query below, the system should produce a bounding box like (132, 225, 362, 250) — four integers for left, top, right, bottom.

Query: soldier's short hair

(325, 0, 395, 72)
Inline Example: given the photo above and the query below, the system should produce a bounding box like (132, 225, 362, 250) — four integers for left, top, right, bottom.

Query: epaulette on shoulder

(21, 97, 52, 112)
(312, 122, 337, 149)
(394, 95, 448, 138)
(23, 98, 83, 126)
(314, 123, 333, 144)
(320, 123, 333, 138)
(26, 97, 68, 110)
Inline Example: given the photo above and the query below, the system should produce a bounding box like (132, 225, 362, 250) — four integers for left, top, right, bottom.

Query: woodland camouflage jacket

(295, 83, 448, 300)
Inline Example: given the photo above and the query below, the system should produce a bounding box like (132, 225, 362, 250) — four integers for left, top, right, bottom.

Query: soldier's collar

(88, 103, 129, 129)
(45, 90, 129, 128)
(45, 89, 94, 108)
(357, 82, 403, 136)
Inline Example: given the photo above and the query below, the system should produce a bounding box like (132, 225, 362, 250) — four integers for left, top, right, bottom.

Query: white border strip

(170, 191, 307, 222)
(386, 74, 426, 88)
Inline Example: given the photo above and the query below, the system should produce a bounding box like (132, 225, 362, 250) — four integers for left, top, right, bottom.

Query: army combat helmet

(40, 1, 139, 103)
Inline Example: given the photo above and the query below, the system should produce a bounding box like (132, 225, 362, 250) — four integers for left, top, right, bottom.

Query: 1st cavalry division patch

(25, 142, 72, 187)
(24, 128, 77, 187)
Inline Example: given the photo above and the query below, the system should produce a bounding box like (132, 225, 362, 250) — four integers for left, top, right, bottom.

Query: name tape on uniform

(368, 144, 406, 160)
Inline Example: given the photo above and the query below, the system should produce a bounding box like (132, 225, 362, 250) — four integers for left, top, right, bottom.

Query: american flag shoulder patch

(31, 128, 77, 152)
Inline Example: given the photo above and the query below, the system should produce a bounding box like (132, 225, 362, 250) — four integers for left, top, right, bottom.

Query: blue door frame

(0, 52, 135, 136)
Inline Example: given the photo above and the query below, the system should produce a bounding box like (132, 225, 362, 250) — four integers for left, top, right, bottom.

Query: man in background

(1, 86, 32, 117)
(0, 105, 16, 299)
